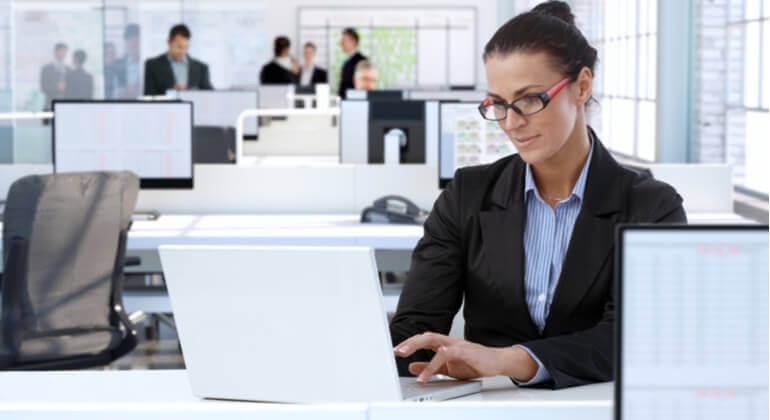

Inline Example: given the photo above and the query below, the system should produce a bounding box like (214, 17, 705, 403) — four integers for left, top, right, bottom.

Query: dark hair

(274, 36, 290, 57)
(124, 23, 140, 40)
(73, 49, 87, 65)
(304, 42, 316, 51)
(168, 24, 191, 41)
(54, 42, 68, 52)
(342, 28, 359, 44)
(483, 1, 597, 83)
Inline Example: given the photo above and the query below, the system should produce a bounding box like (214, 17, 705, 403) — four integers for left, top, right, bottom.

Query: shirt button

(538, 293, 546, 302)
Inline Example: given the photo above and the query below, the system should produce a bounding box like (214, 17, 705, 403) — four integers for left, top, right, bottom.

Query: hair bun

(532, 1, 575, 26)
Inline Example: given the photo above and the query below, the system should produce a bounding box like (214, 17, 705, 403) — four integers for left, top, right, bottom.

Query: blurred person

(40, 42, 70, 111)
(260, 36, 299, 85)
(144, 23, 213, 96)
(337, 27, 366, 98)
(108, 24, 142, 98)
(65, 49, 93, 99)
(353, 59, 377, 91)
(298, 42, 327, 86)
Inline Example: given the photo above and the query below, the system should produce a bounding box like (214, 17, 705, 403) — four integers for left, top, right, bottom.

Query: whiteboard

(298, 7, 477, 92)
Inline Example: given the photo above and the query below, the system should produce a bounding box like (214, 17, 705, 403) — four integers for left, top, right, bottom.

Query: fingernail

(416, 375, 425, 383)
(397, 346, 409, 354)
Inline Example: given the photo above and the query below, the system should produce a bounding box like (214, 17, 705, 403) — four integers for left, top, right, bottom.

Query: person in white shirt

(299, 42, 327, 87)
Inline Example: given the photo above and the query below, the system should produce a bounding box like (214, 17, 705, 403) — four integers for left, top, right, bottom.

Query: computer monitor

(52, 100, 193, 189)
(258, 84, 293, 109)
(168, 90, 258, 138)
(616, 225, 769, 420)
(438, 102, 513, 188)
(367, 100, 425, 164)
(347, 89, 405, 101)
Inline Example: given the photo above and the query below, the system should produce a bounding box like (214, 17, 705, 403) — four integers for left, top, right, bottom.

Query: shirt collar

(524, 135, 594, 204)
(167, 54, 188, 65)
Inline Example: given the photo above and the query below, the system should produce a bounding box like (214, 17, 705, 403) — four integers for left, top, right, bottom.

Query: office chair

(0, 171, 141, 370)
(192, 126, 237, 164)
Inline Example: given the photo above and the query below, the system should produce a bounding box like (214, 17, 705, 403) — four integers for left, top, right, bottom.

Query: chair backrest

(1, 171, 138, 359)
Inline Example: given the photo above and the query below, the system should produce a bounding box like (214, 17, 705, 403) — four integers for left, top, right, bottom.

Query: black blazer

(299, 66, 328, 85)
(338, 51, 366, 98)
(143, 53, 213, 96)
(390, 131, 687, 389)
(259, 61, 298, 85)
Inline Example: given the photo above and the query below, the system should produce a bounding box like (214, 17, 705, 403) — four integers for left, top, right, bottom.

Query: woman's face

(484, 51, 582, 165)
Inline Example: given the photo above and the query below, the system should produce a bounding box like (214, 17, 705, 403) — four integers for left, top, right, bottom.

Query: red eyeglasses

(478, 77, 571, 121)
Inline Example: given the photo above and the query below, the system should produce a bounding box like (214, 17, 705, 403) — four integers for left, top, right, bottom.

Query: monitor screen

(366, 90, 404, 101)
(170, 90, 258, 137)
(438, 102, 513, 187)
(618, 226, 769, 420)
(53, 100, 193, 189)
(367, 100, 425, 164)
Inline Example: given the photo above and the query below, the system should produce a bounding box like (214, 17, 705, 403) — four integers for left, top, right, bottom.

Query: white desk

(0, 370, 612, 420)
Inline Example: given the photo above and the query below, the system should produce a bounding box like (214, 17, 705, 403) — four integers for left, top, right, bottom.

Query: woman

(390, 1, 686, 389)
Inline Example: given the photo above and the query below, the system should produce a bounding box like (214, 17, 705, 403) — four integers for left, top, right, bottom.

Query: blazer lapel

(478, 158, 539, 335)
(546, 136, 626, 327)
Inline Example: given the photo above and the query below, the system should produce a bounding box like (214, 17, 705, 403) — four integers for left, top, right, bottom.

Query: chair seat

(16, 327, 122, 363)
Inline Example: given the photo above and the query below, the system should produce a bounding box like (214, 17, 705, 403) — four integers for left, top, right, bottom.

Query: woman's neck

(530, 124, 592, 202)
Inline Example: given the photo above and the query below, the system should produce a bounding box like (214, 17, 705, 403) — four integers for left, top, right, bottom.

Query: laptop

(159, 245, 482, 403)
(615, 225, 768, 420)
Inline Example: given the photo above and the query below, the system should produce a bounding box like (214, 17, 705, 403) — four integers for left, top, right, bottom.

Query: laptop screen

(617, 225, 768, 420)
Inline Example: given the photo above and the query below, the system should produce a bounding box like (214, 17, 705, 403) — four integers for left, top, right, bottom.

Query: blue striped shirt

(167, 54, 189, 87)
(516, 140, 594, 386)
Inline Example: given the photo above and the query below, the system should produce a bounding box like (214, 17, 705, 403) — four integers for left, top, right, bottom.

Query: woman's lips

(514, 134, 540, 146)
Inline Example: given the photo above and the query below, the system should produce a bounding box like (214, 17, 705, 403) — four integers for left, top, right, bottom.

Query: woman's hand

(394, 332, 539, 383)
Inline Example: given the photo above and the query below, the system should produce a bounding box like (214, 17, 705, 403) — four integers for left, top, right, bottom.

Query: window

(575, 0, 658, 162)
(725, 0, 769, 195)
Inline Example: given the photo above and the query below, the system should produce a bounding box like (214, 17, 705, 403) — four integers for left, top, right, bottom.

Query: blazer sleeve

(389, 175, 466, 375)
(521, 182, 687, 389)
(143, 59, 157, 96)
(199, 63, 213, 90)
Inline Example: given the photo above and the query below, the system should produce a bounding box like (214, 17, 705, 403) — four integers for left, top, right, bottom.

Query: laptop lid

(160, 245, 403, 403)
(615, 225, 769, 420)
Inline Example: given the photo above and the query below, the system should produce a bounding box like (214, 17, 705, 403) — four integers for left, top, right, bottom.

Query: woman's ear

(575, 66, 593, 106)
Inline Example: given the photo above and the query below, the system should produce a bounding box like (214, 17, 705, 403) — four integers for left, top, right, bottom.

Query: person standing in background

(108, 24, 142, 99)
(260, 36, 299, 85)
(353, 59, 377, 91)
(338, 27, 366, 99)
(298, 42, 327, 87)
(40, 42, 70, 111)
(144, 24, 213, 96)
(66, 49, 93, 99)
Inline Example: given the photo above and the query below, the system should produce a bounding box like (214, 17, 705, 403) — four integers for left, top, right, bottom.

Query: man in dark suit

(40, 43, 69, 111)
(298, 42, 327, 87)
(337, 28, 366, 99)
(260, 36, 299, 85)
(65, 49, 93, 99)
(144, 24, 213, 96)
